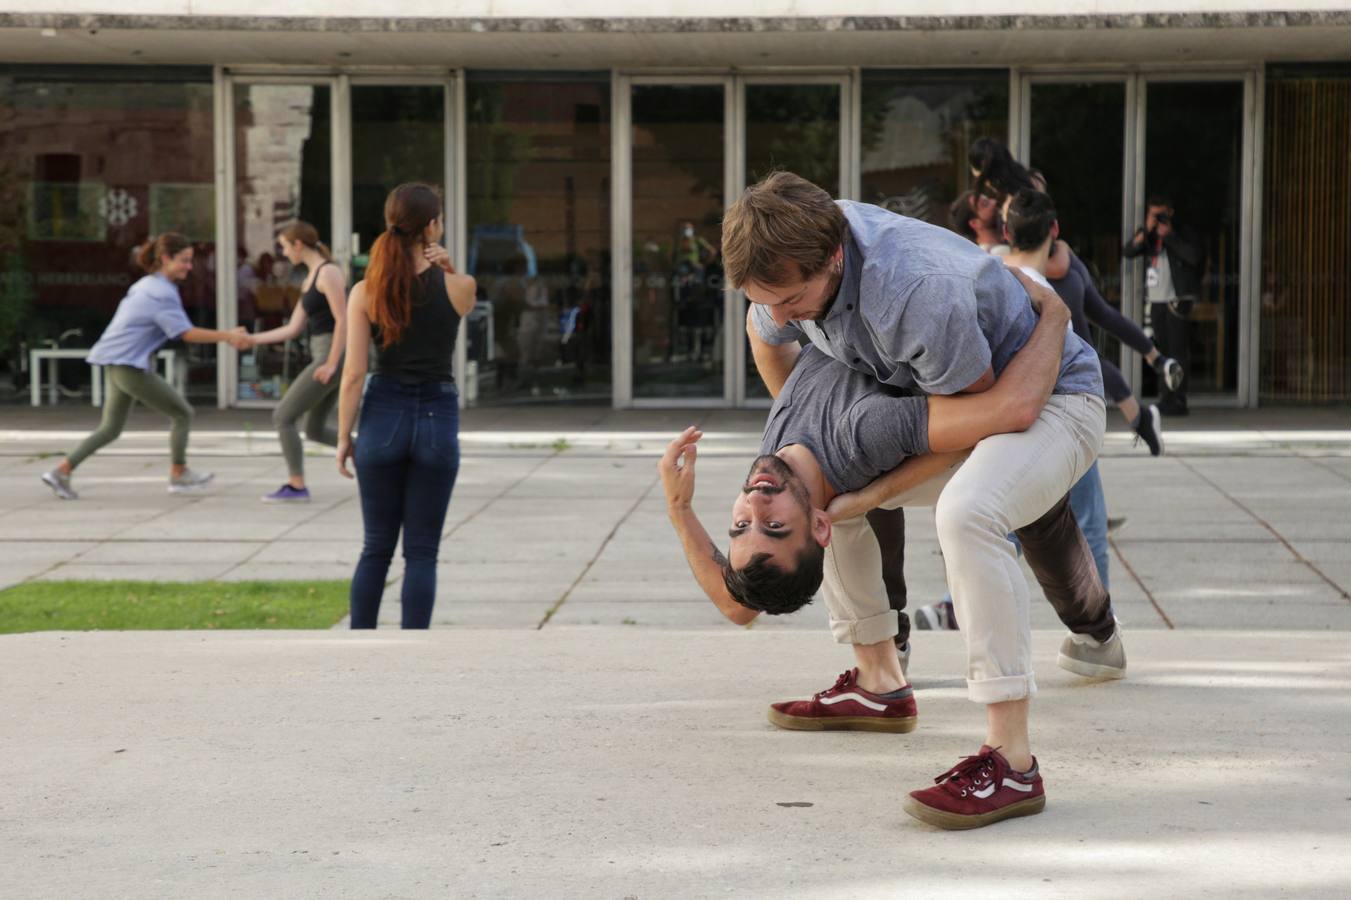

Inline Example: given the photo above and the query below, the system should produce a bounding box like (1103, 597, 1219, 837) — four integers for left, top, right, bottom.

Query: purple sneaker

(262, 484, 311, 503)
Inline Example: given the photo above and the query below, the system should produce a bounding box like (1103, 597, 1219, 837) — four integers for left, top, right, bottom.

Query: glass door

(1023, 77, 1131, 376)
(740, 78, 846, 403)
(229, 78, 335, 404)
(627, 80, 730, 402)
(1137, 78, 1246, 403)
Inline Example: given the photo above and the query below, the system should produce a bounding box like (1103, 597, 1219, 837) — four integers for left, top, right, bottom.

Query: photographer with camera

(1124, 196, 1201, 415)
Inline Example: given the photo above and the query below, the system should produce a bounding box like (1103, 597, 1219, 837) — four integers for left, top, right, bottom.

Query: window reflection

(233, 83, 331, 402)
(632, 84, 725, 400)
(860, 71, 1008, 225)
(466, 75, 611, 405)
(0, 71, 216, 402)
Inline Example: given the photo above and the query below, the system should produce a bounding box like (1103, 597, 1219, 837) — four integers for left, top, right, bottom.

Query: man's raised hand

(658, 426, 703, 510)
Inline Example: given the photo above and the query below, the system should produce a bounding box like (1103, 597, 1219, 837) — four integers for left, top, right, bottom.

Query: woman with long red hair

(336, 183, 476, 629)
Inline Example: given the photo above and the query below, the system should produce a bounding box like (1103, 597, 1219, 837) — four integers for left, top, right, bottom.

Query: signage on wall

(98, 188, 139, 228)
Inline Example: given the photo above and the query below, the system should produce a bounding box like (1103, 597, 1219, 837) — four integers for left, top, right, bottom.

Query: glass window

(1261, 65, 1351, 403)
(465, 73, 611, 405)
(233, 82, 331, 403)
(351, 84, 445, 281)
(1141, 80, 1245, 400)
(631, 83, 725, 401)
(860, 70, 1008, 226)
(0, 67, 216, 402)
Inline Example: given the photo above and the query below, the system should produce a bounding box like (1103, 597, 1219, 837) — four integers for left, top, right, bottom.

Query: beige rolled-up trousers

(822, 393, 1107, 705)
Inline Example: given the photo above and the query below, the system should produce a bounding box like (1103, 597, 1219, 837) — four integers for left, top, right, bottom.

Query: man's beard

(809, 261, 844, 322)
(743, 455, 813, 513)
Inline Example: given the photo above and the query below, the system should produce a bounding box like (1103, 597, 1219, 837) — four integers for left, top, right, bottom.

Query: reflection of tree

(0, 158, 36, 358)
(745, 86, 844, 193)
(467, 85, 532, 226)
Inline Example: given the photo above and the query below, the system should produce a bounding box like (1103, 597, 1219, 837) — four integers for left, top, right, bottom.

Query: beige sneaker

(1058, 624, 1127, 679)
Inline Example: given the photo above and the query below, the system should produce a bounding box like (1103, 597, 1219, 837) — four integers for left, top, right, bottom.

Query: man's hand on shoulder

(659, 426, 703, 512)
(1009, 267, 1069, 325)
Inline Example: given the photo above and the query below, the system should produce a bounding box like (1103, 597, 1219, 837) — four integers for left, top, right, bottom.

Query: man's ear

(968, 217, 981, 237)
(1051, 220, 1061, 241)
(811, 508, 832, 548)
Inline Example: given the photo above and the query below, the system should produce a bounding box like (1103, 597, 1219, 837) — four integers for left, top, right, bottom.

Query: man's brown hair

(721, 171, 846, 289)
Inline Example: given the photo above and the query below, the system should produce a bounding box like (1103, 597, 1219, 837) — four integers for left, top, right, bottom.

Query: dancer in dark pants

(337, 184, 477, 629)
(247, 221, 348, 502)
(42, 232, 251, 500)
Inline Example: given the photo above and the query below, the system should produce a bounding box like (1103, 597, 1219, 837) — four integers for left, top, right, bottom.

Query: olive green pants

(273, 333, 342, 478)
(68, 364, 192, 468)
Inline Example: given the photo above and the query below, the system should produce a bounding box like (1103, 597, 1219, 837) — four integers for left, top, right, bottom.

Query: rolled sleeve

(749, 302, 802, 345)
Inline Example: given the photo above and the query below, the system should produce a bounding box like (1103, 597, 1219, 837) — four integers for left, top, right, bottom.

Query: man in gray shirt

(712, 172, 1114, 829)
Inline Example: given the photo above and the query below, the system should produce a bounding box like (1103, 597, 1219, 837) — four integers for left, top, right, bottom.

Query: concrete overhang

(0, 12, 1348, 69)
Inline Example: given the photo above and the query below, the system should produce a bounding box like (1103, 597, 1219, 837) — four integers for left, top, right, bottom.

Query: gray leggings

(273, 332, 342, 478)
(67, 364, 193, 468)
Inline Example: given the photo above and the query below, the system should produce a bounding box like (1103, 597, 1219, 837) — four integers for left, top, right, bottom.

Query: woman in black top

(337, 184, 477, 629)
(249, 221, 348, 502)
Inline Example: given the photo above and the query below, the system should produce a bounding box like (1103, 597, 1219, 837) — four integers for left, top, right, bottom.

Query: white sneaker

(168, 468, 215, 493)
(42, 469, 79, 500)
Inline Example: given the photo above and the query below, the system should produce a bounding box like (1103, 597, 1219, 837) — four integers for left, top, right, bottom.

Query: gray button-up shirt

(751, 201, 1103, 399)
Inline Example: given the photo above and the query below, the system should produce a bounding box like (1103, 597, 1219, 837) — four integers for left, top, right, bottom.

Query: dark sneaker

(1132, 404, 1164, 456)
(1155, 355, 1185, 392)
(915, 599, 958, 631)
(1158, 396, 1189, 417)
(262, 484, 311, 503)
(168, 468, 214, 494)
(41, 469, 78, 500)
(768, 668, 917, 733)
(1058, 624, 1127, 679)
(1107, 516, 1128, 536)
(904, 746, 1045, 830)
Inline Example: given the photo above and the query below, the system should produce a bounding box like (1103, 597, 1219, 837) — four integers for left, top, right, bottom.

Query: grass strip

(0, 580, 349, 633)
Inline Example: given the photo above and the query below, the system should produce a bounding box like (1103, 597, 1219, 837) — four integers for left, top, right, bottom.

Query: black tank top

(300, 261, 337, 335)
(373, 267, 461, 383)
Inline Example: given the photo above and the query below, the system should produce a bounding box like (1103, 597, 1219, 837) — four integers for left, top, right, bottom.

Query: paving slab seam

(218, 494, 358, 579)
(535, 474, 663, 630)
(330, 451, 559, 628)
(16, 483, 225, 586)
(1304, 456, 1351, 486)
(1175, 456, 1351, 603)
(533, 412, 713, 630)
(1108, 535, 1175, 629)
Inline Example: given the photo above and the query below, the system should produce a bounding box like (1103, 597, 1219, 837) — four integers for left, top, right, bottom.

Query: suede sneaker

(904, 745, 1045, 830)
(263, 484, 311, 503)
(1058, 624, 1127, 679)
(768, 668, 917, 733)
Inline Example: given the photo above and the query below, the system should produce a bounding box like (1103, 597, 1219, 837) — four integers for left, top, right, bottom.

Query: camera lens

(1156, 213, 1171, 225)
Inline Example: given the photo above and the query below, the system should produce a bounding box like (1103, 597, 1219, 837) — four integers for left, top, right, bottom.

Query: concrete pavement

(3, 405, 1351, 897)
(4, 628, 1350, 898)
(2, 406, 1350, 631)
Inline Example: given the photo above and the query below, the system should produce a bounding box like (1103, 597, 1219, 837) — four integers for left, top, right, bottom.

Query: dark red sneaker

(904, 745, 1045, 829)
(767, 668, 917, 733)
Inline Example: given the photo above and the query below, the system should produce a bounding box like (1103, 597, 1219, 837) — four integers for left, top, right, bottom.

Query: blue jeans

(1068, 461, 1109, 589)
(350, 376, 460, 629)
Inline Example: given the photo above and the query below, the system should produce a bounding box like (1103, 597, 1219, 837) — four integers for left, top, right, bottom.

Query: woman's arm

(424, 244, 478, 317)
(183, 327, 251, 350)
(248, 305, 307, 346)
(336, 283, 371, 479)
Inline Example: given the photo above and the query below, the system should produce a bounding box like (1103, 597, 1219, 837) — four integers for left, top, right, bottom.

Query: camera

(1155, 212, 1172, 226)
